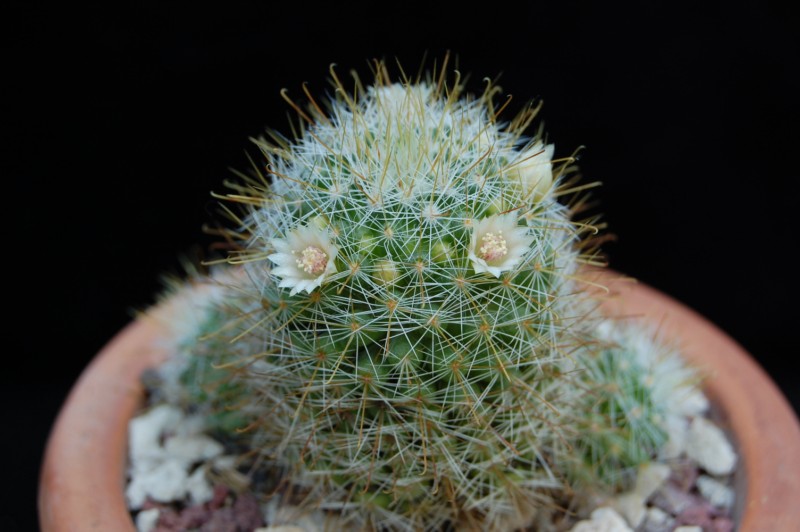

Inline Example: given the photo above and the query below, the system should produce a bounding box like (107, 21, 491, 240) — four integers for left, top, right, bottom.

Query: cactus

(153, 62, 699, 530)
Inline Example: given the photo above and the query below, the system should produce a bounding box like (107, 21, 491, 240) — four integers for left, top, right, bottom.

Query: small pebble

(164, 435, 224, 466)
(696, 475, 735, 510)
(200, 507, 237, 532)
(658, 415, 689, 460)
(176, 504, 211, 529)
(127, 459, 188, 508)
(261, 499, 334, 531)
(649, 484, 697, 515)
(135, 508, 160, 532)
(128, 405, 183, 470)
(571, 507, 633, 532)
(640, 507, 674, 532)
(673, 389, 709, 417)
(612, 492, 646, 529)
(676, 500, 715, 528)
(685, 418, 737, 475)
(126, 404, 233, 510)
(209, 484, 230, 509)
(233, 492, 265, 530)
(634, 463, 671, 499)
(155, 507, 182, 529)
(186, 467, 214, 505)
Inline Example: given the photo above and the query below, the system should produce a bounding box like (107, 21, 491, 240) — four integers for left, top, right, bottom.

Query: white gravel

(135, 508, 160, 532)
(685, 417, 737, 475)
(696, 475, 735, 509)
(571, 507, 633, 532)
(126, 404, 227, 510)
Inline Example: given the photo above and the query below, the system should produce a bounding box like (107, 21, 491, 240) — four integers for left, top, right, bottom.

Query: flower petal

(269, 224, 339, 295)
(469, 213, 532, 277)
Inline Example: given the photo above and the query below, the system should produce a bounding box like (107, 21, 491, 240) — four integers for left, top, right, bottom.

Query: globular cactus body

(170, 65, 687, 531)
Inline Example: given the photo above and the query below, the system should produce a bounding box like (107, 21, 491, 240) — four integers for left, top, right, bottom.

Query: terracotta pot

(39, 273, 800, 531)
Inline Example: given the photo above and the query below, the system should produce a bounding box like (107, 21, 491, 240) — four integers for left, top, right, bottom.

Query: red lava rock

(650, 484, 697, 515)
(675, 502, 713, 528)
(711, 516, 736, 532)
(154, 507, 183, 531)
(233, 493, 264, 530)
(177, 504, 211, 529)
(233, 491, 265, 529)
(148, 489, 263, 532)
(200, 506, 238, 532)
(210, 484, 231, 509)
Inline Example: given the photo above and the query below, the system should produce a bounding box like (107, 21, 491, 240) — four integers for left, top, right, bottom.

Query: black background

(4, 2, 798, 530)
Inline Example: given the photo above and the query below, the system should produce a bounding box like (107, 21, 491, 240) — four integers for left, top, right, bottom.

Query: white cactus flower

(510, 142, 555, 201)
(268, 225, 338, 296)
(468, 213, 534, 277)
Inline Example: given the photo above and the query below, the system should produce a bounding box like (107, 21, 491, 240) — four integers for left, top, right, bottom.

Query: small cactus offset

(160, 61, 697, 531)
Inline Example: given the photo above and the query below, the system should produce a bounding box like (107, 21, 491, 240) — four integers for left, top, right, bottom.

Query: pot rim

(38, 271, 800, 531)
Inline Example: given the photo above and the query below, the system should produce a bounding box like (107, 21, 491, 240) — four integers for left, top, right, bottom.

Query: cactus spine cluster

(169, 62, 679, 531)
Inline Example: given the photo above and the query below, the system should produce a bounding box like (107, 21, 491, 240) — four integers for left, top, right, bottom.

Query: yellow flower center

(296, 246, 328, 275)
(479, 232, 508, 263)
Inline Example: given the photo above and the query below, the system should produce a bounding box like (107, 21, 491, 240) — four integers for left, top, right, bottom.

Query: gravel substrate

(127, 399, 737, 532)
